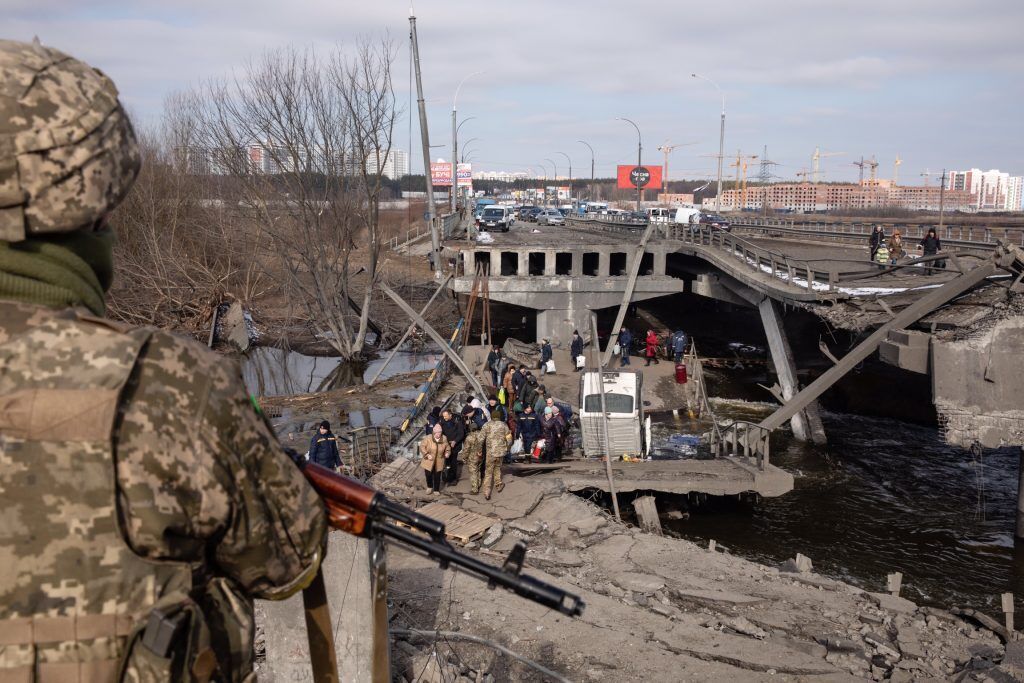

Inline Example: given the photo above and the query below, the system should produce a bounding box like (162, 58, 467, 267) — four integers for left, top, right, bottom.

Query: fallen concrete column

(758, 297, 827, 445)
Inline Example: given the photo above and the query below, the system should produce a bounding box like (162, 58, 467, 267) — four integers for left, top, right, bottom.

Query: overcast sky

(7, 1, 1023, 183)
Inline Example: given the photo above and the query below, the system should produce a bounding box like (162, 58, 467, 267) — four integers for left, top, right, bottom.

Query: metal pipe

(590, 312, 621, 522)
(578, 140, 595, 201)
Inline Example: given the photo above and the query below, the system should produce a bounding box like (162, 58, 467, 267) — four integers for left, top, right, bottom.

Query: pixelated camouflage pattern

(0, 39, 140, 242)
(480, 420, 509, 497)
(461, 429, 486, 494)
(0, 301, 326, 681)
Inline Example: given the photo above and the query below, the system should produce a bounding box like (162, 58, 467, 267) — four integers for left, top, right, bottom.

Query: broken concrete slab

(613, 573, 666, 595)
(481, 523, 503, 547)
(568, 515, 607, 537)
(867, 591, 918, 615)
(508, 519, 543, 535)
(459, 478, 544, 520)
(221, 301, 251, 352)
(671, 588, 768, 607)
(778, 552, 813, 574)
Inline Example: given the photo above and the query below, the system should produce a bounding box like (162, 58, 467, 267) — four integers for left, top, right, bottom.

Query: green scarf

(0, 230, 114, 316)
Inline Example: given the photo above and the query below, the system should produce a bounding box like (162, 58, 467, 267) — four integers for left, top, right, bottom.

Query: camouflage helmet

(0, 39, 140, 242)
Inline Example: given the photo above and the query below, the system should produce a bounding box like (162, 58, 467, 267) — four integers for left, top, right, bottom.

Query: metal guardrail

(386, 212, 461, 250)
(399, 317, 465, 434)
(731, 218, 1023, 251)
(570, 216, 977, 295)
(711, 420, 771, 470)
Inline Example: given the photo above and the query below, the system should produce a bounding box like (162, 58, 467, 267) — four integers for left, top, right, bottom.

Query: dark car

(479, 206, 513, 232)
(522, 207, 542, 222)
(700, 213, 731, 231)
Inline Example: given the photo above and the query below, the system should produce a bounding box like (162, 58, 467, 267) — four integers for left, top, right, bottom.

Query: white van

(578, 370, 650, 458)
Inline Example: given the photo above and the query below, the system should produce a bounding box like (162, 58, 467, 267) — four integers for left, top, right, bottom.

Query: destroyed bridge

(441, 217, 1024, 468)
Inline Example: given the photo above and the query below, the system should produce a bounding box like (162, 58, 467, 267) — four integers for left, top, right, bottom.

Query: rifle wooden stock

(302, 463, 376, 536)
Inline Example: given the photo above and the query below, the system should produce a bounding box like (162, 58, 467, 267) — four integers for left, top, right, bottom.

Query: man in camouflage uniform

(461, 421, 486, 495)
(0, 39, 326, 681)
(480, 418, 510, 500)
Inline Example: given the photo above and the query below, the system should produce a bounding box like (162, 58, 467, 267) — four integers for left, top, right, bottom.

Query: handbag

(510, 437, 523, 456)
(612, 343, 621, 356)
(575, 355, 586, 369)
(545, 359, 556, 373)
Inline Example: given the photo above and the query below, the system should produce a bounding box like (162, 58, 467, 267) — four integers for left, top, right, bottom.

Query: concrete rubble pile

(371, 471, 1020, 682)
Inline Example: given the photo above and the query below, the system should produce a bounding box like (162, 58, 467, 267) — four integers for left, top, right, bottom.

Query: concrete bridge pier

(758, 298, 828, 445)
(536, 307, 594, 347)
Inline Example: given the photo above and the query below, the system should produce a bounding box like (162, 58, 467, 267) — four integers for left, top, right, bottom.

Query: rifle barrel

(374, 520, 585, 617)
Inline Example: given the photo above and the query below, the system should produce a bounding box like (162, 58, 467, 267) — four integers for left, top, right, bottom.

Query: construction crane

(656, 140, 698, 195)
(811, 146, 843, 183)
(795, 169, 813, 182)
(921, 168, 935, 187)
(728, 150, 758, 210)
(867, 156, 879, 183)
(893, 155, 902, 185)
(851, 156, 868, 185)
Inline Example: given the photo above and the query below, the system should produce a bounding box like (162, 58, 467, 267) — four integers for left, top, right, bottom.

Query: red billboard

(617, 164, 663, 190)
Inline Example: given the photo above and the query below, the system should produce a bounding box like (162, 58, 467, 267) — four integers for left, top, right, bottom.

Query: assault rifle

(291, 456, 585, 618)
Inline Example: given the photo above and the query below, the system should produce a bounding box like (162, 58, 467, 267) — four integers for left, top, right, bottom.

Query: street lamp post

(557, 151, 572, 207)
(460, 137, 479, 163)
(617, 117, 642, 211)
(543, 158, 557, 205)
(692, 73, 725, 212)
(452, 70, 484, 213)
(578, 140, 595, 201)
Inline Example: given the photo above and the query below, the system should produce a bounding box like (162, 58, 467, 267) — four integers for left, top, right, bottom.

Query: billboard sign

(431, 162, 473, 187)
(617, 164, 663, 190)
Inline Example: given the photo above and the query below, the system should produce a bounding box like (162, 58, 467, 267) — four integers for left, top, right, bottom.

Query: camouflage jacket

(0, 302, 326, 681)
(481, 419, 510, 460)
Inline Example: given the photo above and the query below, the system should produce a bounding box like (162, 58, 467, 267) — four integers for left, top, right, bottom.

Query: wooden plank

(409, 503, 496, 545)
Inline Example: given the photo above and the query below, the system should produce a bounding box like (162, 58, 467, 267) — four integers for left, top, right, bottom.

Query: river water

(651, 398, 1023, 614)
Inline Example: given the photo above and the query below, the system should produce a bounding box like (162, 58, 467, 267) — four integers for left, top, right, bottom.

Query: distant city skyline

(11, 2, 1021, 186)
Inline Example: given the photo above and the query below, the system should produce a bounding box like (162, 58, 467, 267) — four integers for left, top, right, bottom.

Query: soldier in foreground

(0, 39, 326, 681)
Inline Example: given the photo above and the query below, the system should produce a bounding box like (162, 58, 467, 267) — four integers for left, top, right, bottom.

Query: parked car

(478, 206, 514, 232)
(522, 207, 542, 222)
(536, 209, 565, 226)
(700, 213, 731, 231)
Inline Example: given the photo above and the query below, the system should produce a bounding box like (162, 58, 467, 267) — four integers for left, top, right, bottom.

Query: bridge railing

(710, 420, 772, 470)
(569, 216, 984, 294)
(386, 212, 461, 250)
(731, 217, 1023, 250)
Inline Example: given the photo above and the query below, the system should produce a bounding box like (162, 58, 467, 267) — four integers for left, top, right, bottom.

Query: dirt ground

(369, 467, 1018, 682)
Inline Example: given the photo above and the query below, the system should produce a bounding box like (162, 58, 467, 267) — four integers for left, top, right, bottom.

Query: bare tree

(107, 95, 268, 331)
(190, 40, 398, 361)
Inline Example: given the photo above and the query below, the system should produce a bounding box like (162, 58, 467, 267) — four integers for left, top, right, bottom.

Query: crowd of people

(869, 224, 944, 273)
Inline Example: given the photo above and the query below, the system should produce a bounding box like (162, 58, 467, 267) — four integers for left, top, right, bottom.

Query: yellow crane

(728, 150, 758, 209)
(812, 146, 844, 183)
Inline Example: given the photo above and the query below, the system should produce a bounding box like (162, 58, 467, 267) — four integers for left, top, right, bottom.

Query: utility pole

(410, 11, 439, 271)
(692, 74, 725, 211)
(938, 168, 948, 231)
